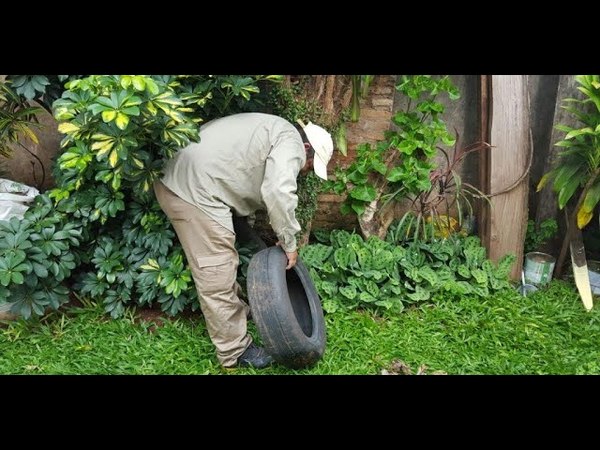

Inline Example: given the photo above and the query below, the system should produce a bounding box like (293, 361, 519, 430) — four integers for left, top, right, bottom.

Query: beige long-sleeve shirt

(161, 113, 306, 253)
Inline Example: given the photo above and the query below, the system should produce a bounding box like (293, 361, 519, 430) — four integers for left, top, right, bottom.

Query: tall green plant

(0, 75, 278, 318)
(538, 75, 600, 229)
(393, 138, 491, 242)
(537, 75, 600, 278)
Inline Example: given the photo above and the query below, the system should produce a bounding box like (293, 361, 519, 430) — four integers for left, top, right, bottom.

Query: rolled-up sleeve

(260, 135, 305, 253)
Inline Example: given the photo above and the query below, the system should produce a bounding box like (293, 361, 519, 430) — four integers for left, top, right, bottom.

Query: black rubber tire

(233, 216, 268, 250)
(246, 246, 326, 368)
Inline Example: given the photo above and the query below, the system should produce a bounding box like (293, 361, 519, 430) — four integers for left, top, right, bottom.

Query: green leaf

(349, 185, 377, 202)
(340, 203, 353, 215)
(121, 106, 140, 116)
(554, 165, 583, 192)
(58, 123, 80, 134)
(386, 167, 405, 183)
(145, 78, 159, 95)
(109, 150, 119, 168)
(132, 76, 146, 91)
(351, 202, 366, 215)
(339, 285, 357, 300)
(565, 127, 595, 140)
(96, 96, 116, 108)
(102, 110, 117, 122)
(471, 268, 488, 284)
(582, 181, 600, 213)
(398, 139, 417, 154)
(0, 272, 11, 286)
(32, 262, 48, 278)
(11, 271, 24, 284)
(120, 76, 132, 89)
(115, 112, 129, 130)
(558, 176, 582, 209)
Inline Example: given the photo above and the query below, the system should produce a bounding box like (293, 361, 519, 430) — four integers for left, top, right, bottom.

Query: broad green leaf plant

(537, 75, 600, 230)
(0, 75, 279, 318)
(300, 229, 514, 314)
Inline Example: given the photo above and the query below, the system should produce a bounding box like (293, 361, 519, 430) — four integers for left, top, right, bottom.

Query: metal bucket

(518, 283, 538, 297)
(524, 252, 556, 286)
(588, 261, 600, 295)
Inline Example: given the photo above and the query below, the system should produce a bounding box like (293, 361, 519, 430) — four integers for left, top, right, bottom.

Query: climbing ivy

(327, 76, 459, 231)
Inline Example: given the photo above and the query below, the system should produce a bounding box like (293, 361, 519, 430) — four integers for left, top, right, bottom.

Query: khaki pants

(154, 181, 251, 367)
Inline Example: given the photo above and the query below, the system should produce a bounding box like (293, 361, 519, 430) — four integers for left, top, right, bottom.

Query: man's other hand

(285, 250, 298, 270)
(275, 242, 298, 270)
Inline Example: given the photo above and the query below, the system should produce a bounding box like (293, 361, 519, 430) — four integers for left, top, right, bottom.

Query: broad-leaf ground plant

(300, 229, 514, 314)
(0, 75, 280, 318)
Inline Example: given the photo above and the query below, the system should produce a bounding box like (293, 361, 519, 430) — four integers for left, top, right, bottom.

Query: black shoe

(237, 343, 273, 368)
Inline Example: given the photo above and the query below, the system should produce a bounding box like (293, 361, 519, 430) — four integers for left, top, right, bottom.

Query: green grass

(2, 280, 600, 374)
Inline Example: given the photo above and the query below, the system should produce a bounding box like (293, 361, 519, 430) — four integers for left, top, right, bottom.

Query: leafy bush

(537, 75, 600, 229)
(0, 195, 82, 317)
(0, 75, 279, 318)
(300, 229, 514, 314)
(524, 218, 558, 254)
(6, 75, 81, 113)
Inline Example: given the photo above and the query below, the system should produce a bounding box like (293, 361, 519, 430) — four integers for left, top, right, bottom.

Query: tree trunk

(535, 76, 581, 238)
(485, 75, 531, 280)
(555, 169, 600, 277)
(357, 147, 402, 239)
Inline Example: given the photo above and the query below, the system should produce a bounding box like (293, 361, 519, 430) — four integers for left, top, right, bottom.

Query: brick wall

(312, 75, 397, 231)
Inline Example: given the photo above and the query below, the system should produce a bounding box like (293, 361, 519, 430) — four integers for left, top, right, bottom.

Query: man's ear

(303, 142, 311, 151)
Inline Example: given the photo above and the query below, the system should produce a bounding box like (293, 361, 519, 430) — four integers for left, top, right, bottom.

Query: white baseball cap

(301, 121, 334, 180)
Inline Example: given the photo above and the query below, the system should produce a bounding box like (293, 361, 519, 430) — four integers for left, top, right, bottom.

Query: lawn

(1, 280, 599, 374)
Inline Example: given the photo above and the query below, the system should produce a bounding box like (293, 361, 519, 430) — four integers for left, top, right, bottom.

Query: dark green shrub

(524, 218, 558, 254)
(0, 75, 279, 318)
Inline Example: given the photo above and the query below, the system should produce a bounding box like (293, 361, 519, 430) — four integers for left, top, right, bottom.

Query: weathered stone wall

(0, 106, 61, 191)
(0, 76, 61, 191)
